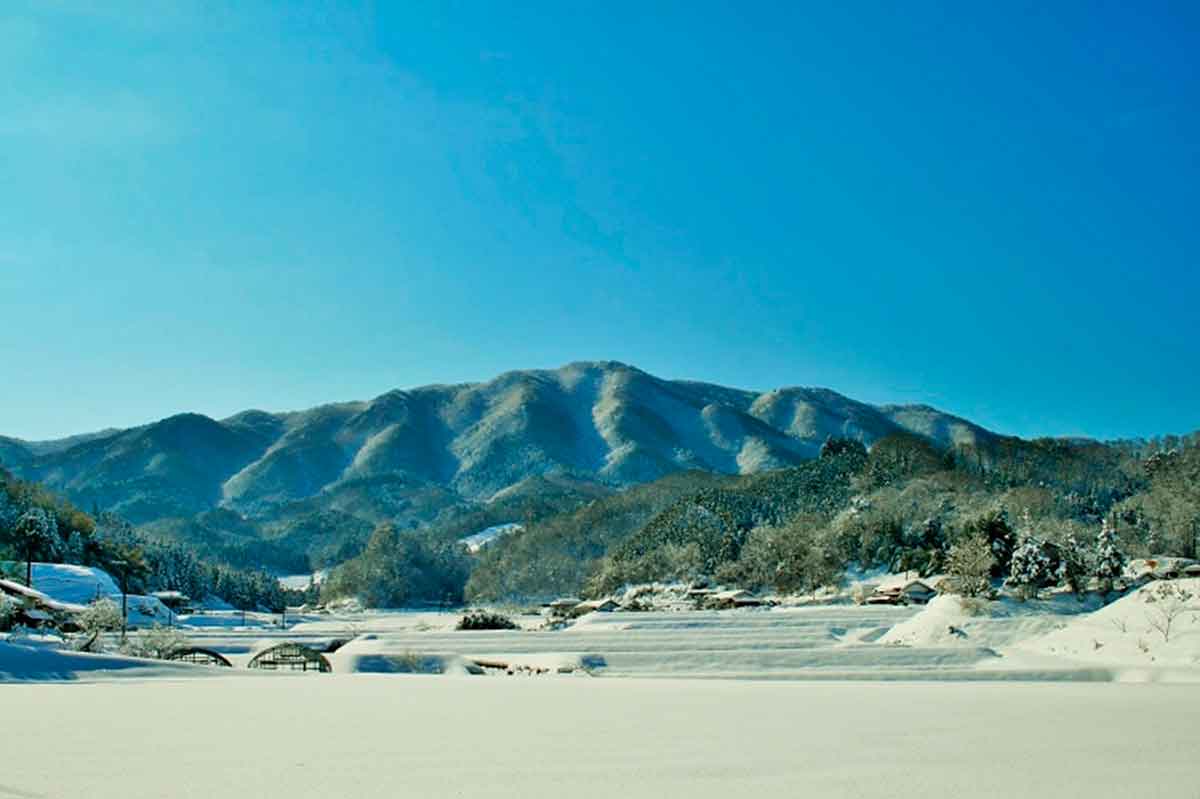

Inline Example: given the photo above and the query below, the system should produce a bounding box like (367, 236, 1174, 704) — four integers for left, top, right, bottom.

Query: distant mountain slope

(0, 361, 997, 523)
(0, 437, 33, 469)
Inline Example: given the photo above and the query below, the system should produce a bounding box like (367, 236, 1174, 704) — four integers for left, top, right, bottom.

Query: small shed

(247, 642, 332, 673)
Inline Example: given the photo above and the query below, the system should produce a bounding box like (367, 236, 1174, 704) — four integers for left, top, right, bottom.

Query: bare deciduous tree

(1143, 582, 1195, 643)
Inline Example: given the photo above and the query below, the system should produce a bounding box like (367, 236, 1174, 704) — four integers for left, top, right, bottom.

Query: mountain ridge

(0, 361, 998, 524)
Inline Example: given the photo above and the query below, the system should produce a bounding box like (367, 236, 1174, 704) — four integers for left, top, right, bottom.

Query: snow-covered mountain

(0, 361, 996, 523)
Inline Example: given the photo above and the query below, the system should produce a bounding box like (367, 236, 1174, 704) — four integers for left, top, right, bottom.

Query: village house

(0, 578, 80, 629)
(706, 589, 768, 609)
(866, 579, 938, 606)
(572, 598, 620, 616)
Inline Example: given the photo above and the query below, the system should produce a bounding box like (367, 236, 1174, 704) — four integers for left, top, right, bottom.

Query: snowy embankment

(3, 677, 1197, 799)
(878, 593, 1102, 649)
(0, 640, 224, 682)
(1014, 578, 1200, 673)
(877, 586, 1200, 681)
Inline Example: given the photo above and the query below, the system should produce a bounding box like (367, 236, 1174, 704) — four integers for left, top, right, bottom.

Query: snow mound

(328, 636, 477, 675)
(1017, 579, 1200, 669)
(27, 563, 120, 604)
(879, 594, 1098, 649)
(0, 640, 213, 682)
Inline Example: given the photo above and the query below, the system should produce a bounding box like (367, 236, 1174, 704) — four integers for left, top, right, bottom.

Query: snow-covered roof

(575, 598, 619, 611)
(0, 578, 80, 613)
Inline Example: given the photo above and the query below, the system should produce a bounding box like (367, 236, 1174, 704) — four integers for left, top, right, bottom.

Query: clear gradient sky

(2, 1, 1197, 442)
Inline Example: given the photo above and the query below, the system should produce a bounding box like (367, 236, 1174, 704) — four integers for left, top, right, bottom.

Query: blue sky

(2, 1, 1197, 442)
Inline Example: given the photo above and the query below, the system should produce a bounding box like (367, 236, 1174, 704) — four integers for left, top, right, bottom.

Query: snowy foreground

(3, 580, 1199, 797)
(3, 677, 1197, 798)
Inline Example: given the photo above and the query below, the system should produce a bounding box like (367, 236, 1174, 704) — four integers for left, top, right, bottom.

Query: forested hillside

(0, 468, 289, 611)
(458, 431, 1200, 603)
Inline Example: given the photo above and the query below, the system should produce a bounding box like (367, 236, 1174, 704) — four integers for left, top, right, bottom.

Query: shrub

(1143, 582, 1195, 643)
(0, 593, 16, 631)
(78, 598, 123, 635)
(456, 609, 519, 631)
(959, 596, 992, 617)
(121, 625, 190, 660)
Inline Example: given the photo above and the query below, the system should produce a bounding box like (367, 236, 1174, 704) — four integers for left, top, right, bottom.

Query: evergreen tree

(1094, 517, 1126, 594)
(1056, 533, 1090, 595)
(1007, 511, 1052, 599)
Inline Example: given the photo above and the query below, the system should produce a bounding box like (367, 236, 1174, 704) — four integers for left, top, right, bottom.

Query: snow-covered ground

(1015, 578, 1200, 671)
(277, 570, 328, 591)
(3, 582, 1198, 796)
(2, 676, 1196, 798)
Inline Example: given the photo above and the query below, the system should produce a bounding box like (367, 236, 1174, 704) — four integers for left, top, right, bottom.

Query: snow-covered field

(2, 676, 1196, 798)
(3, 576, 1198, 797)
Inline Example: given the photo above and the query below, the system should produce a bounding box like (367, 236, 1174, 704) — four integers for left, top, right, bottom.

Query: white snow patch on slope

(278, 570, 328, 591)
(460, 523, 522, 553)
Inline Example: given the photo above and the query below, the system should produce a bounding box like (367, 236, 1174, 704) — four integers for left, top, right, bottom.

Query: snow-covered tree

(14, 507, 59, 587)
(0, 593, 17, 631)
(63, 529, 86, 564)
(0, 488, 19, 532)
(1007, 512, 1052, 600)
(1094, 517, 1126, 594)
(946, 534, 994, 598)
(1007, 536, 1052, 599)
(78, 598, 123, 635)
(121, 625, 190, 660)
(1056, 533, 1090, 595)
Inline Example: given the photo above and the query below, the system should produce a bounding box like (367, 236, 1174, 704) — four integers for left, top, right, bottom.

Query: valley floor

(4, 676, 1197, 799)
(4, 583, 1199, 797)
